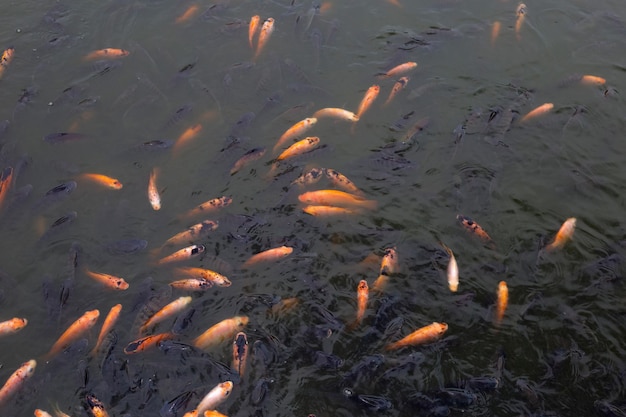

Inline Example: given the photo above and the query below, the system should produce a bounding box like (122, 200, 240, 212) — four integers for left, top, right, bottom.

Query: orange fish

(91, 304, 122, 357)
(273, 117, 317, 153)
(254, 17, 275, 60)
(232, 332, 249, 377)
(45, 310, 100, 360)
(0, 359, 36, 407)
(383, 76, 410, 106)
(175, 4, 200, 24)
(193, 316, 249, 350)
(148, 167, 161, 211)
(580, 74, 606, 85)
(298, 189, 377, 210)
(457, 215, 494, 245)
(312, 107, 359, 121)
(495, 281, 508, 326)
(276, 136, 320, 161)
(79, 173, 123, 190)
(520, 103, 553, 122)
(354, 280, 369, 326)
(124, 332, 174, 354)
(325, 168, 364, 196)
(157, 244, 206, 265)
(140, 296, 192, 334)
(544, 217, 576, 252)
(0, 166, 14, 211)
(491, 21, 501, 45)
(0, 47, 15, 79)
(83, 48, 129, 61)
(196, 381, 234, 415)
(242, 245, 293, 268)
(176, 267, 232, 287)
(249, 15, 261, 48)
(34, 410, 53, 417)
(515, 3, 527, 40)
(0, 317, 27, 337)
(181, 196, 232, 219)
(85, 393, 110, 417)
(302, 205, 360, 216)
(163, 220, 219, 246)
(173, 123, 203, 153)
(169, 278, 217, 291)
(385, 322, 448, 351)
(440, 243, 459, 292)
(378, 61, 418, 78)
(355, 85, 380, 119)
(203, 410, 228, 417)
(84, 269, 129, 290)
(372, 247, 398, 291)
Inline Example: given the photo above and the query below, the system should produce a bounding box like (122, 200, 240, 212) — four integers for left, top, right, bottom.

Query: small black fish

(44, 132, 88, 143)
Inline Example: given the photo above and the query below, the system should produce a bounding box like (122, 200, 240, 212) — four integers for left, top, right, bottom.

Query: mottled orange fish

(79, 173, 123, 190)
(0, 359, 36, 407)
(385, 322, 448, 350)
(457, 215, 494, 245)
(354, 280, 369, 326)
(148, 167, 161, 211)
(325, 168, 364, 197)
(242, 245, 293, 268)
(312, 107, 359, 121)
(163, 220, 219, 246)
(515, 3, 527, 40)
(298, 189, 377, 210)
(378, 61, 418, 78)
(193, 316, 249, 350)
(169, 278, 215, 291)
(491, 21, 501, 45)
(302, 205, 360, 216)
(176, 267, 232, 287)
(384, 76, 410, 106)
(173, 123, 202, 153)
(83, 48, 129, 61)
(249, 15, 261, 48)
(124, 332, 174, 354)
(276, 136, 320, 161)
(520, 103, 553, 122)
(91, 304, 122, 357)
(45, 310, 100, 360)
(0, 317, 27, 336)
(182, 196, 232, 219)
(544, 217, 576, 252)
(157, 244, 206, 265)
(140, 296, 192, 334)
(254, 17, 275, 60)
(232, 332, 248, 377)
(495, 280, 508, 326)
(0, 47, 14, 79)
(175, 4, 200, 24)
(273, 117, 317, 153)
(372, 247, 398, 291)
(355, 85, 380, 119)
(84, 269, 129, 290)
(85, 393, 110, 417)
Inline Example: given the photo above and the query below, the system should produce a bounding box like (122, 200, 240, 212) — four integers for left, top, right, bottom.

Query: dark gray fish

(38, 211, 77, 242)
(171, 308, 195, 335)
(314, 351, 344, 369)
(133, 139, 174, 151)
(34, 181, 77, 210)
(230, 147, 266, 175)
(343, 388, 392, 411)
(163, 104, 193, 130)
(44, 132, 88, 143)
(251, 377, 273, 406)
(105, 238, 148, 255)
(160, 391, 194, 417)
(230, 112, 256, 136)
(595, 400, 626, 417)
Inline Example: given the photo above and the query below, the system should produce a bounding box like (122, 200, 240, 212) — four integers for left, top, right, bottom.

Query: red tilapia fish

(140, 296, 192, 334)
(302, 205, 361, 216)
(124, 332, 174, 354)
(242, 245, 293, 268)
(85, 393, 111, 417)
(158, 244, 206, 265)
(377, 61, 417, 78)
(298, 190, 377, 210)
(183, 381, 234, 417)
(273, 117, 317, 153)
(84, 269, 129, 290)
(457, 215, 494, 246)
(193, 316, 249, 350)
(0, 359, 36, 407)
(385, 322, 448, 351)
(544, 217, 576, 252)
(254, 17, 275, 61)
(181, 196, 232, 219)
(83, 48, 129, 61)
(312, 107, 359, 121)
(163, 220, 219, 246)
(495, 281, 508, 326)
(0, 317, 27, 337)
(175, 267, 232, 287)
(372, 247, 398, 291)
(45, 310, 100, 360)
(91, 304, 122, 357)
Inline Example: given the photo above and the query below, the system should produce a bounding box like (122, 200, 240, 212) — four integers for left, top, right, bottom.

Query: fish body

(0, 167, 14, 210)
(148, 168, 161, 210)
(457, 215, 493, 245)
(91, 304, 122, 356)
(169, 278, 216, 291)
(515, 3, 527, 40)
(298, 189, 377, 210)
(379, 61, 417, 78)
(254, 18, 275, 60)
(242, 246, 293, 268)
(0, 317, 27, 336)
(193, 316, 249, 350)
(355, 280, 369, 326)
(196, 381, 234, 415)
(520, 103, 553, 122)
(440, 243, 459, 292)
(302, 205, 359, 216)
(325, 169, 364, 196)
(79, 173, 123, 189)
(355, 85, 380, 119)
(495, 281, 508, 325)
(291, 167, 324, 187)
(312, 108, 359, 121)
(35, 410, 54, 417)
(249, 15, 261, 48)
(85, 393, 110, 417)
(230, 147, 266, 175)
(175, 4, 200, 24)
(276, 136, 320, 161)
(232, 332, 249, 377)
(158, 244, 206, 265)
(383, 76, 410, 106)
(176, 267, 232, 287)
(140, 296, 193, 333)
(45, 310, 100, 359)
(182, 196, 232, 219)
(124, 332, 174, 354)
(372, 247, 398, 291)
(491, 21, 501, 45)
(273, 117, 317, 153)
(385, 322, 448, 350)
(164, 220, 219, 246)
(84, 269, 129, 290)
(0, 359, 36, 407)
(83, 48, 129, 61)
(544, 217, 576, 252)
(580, 74, 606, 85)
(174, 124, 203, 153)
(0, 47, 14, 79)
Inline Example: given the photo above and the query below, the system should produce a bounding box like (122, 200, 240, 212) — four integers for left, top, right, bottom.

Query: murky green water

(0, 0, 625, 416)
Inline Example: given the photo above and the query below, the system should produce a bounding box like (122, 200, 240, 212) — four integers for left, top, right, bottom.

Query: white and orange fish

(0, 359, 36, 407)
(515, 3, 527, 40)
(312, 107, 359, 121)
(242, 246, 293, 268)
(440, 243, 459, 292)
(148, 167, 161, 211)
(175, 267, 232, 287)
(520, 103, 553, 122)
(193, 316, 249, 350)
(79, 173, 123, 190)
(163, 220, 219, 246)
(254, 17, 275, 60)
(91, 304, 122, 357)
(544, 217, 576, 252)
(34, 410, 54, 417)
(140, 296, 192, 334)
(169, 278, 215, 291)
(193, 381, 234, 416)
(84, 269, 129, 290)
(83, 48, 129, 61)
(385, 322, 448, 350)
(181, 196, 232, 219)
(276, 136, 320, 161)
(298, 190, 377, 210)
(378, 61, 417, 78)
(383, 76, 410, 106)
(355, 85, 380, 119)
(580, 74, 606, 86)
(249, 15, 261, 48)
(273, 117, 317, 153)
(157, 244, 206, 265)
(124, 332, 174, 354)
(325, 169, 364, 196)
(0, 317, 27, 337)
(45, 310, 100, 360)
(372, 247, 398, 291)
